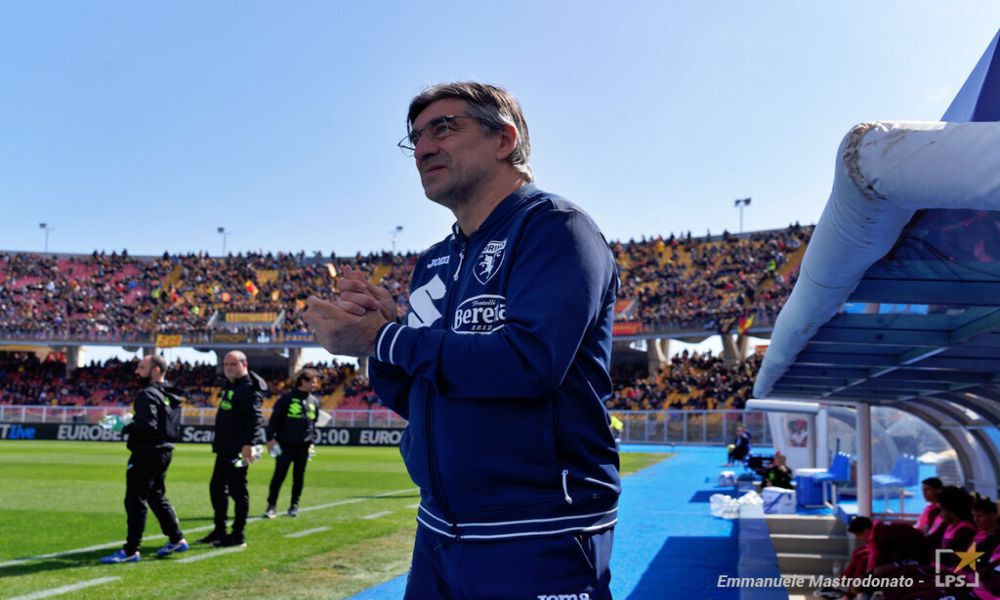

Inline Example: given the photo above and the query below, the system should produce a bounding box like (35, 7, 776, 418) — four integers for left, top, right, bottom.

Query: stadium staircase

(370, 263, 392, 286)
(320, 385, 345, 410)
(758, 243, 806, 296)
(142, 264, 185, 332)
(765, 515, 850, 599)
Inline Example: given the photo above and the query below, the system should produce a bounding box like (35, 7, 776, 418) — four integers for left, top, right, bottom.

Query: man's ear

(494, 123, 518, 162)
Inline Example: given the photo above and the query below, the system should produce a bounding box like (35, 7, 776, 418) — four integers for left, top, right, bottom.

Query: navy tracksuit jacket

(370, 184, 622, 541)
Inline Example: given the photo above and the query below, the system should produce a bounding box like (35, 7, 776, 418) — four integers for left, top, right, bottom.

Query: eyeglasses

(397, 115, 479, 156)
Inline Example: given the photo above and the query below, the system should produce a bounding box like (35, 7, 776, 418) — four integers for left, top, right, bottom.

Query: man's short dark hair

(922, 477, 944, 489)
(149, 354, 168, 375)
(848, 515, 873, 534)
(293, 368, 319, 389)
(406, 81, 533, 182)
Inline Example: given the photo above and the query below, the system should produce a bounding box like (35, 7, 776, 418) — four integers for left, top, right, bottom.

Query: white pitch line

(372, 487, 419, 498)
(406, 503, 420, 509)
(175, 547, 245, 563)
(0, 487, 417, 569)
(0, 543, 123, 569)
(296, 486, 417, 514)
(8, 576, 120, 600)
(298, 497, 363, 514)
(285, 527, 331, 539)
(361, 511, 393, 520)
(0, 523, 216, 569)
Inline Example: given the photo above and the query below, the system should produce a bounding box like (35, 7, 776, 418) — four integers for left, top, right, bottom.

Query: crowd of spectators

(0, 250, 418, 342)
(607, 350, 762, 411)
(0, 224, 811, 342)
(1, 349, 758, 413)
(0, 225, 806, 413)
(0, 352, 362, 410)
(0, 251, 171, 341)
(614, 224, 811, 332)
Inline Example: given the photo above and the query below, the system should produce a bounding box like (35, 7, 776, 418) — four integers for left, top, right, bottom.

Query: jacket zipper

(424, 234, 469, 537)
(562, 469, 573, 504)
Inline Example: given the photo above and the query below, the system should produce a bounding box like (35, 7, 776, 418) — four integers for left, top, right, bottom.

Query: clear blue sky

(2, 1, 998, 257)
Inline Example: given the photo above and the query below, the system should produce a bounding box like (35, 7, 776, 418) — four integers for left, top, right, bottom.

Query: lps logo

(474, 239, 506, 285)
(453, 295, 507, 334)
(536, 594, 590, 600)
(934, 546, 982, 588)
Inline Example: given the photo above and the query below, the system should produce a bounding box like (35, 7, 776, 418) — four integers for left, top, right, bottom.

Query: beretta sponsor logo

(453, 294, 507, 334)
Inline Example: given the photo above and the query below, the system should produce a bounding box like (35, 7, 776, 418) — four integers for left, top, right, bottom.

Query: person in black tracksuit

(263, 368, 321, 518)
(101, 354, 187, 564)
(198, 350, 266, 548)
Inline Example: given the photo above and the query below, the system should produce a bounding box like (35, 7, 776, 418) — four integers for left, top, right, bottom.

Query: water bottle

(233, 444, 263, 467)
(98, 413, 133, 432)
(269, 443, 282, 459)
(307, 444, 316, 461)
(118, 413, 133, 431)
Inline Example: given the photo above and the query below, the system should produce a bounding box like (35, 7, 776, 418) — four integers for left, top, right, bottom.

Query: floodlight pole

(733, 198, 752, 234)
(217, 227, 232, 256)
(39, 223, 54, 253)
(390, 225, 403, 253)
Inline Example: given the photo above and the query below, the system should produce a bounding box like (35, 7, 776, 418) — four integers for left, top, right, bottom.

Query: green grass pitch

(0, 441, 666, 600)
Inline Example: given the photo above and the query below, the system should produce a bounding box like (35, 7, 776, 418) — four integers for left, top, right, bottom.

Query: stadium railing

(610, 409, 771, 446)
(0, 405, 767, 445)
(0, 405, 410, 429)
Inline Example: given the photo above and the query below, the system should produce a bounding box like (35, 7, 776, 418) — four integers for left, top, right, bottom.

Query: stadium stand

(1, 348, 759, 413)
(0, 225, 812, 342)
(608, 351, 761, 412)
(0, 352, 361, 411)
(614, 224, 809, 333)
(0, 225, 803, 412)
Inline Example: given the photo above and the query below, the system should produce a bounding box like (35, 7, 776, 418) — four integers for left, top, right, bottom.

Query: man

(727, 424, 751, 465)
(761, 451, 793, 489)
(263, 368, 321, 518)
(197, 350, 266, 548)
(304, 82, 620, 599)
(100, 354, 188, 564)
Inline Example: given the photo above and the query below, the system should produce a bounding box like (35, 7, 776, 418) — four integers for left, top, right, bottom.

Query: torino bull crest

(474, 239, 506, 285)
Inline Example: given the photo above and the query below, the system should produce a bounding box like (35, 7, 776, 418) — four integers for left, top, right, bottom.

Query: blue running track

(348, 445, 743, 600)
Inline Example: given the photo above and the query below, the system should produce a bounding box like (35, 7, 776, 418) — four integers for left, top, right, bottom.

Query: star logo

(953, 544, 984, 572)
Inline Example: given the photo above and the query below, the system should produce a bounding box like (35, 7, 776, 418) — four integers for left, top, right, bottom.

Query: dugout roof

(752, 30, 1000, 494)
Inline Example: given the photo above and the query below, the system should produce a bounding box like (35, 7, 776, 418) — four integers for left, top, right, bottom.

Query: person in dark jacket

(197, 350, 266, 548)
(263, 368, 321, 518)
(727, 425, 751, 465)
(304, 82, 620, 600)
(100, 354, 187, 564)
(762, 451, 793, 489)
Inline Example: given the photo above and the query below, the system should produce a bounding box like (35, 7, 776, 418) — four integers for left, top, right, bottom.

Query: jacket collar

(450, 183, 538, 241)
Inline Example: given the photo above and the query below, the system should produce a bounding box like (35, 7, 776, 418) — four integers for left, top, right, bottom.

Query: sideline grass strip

(7, 576, 120, 600)
(0, 442, 668, 600)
